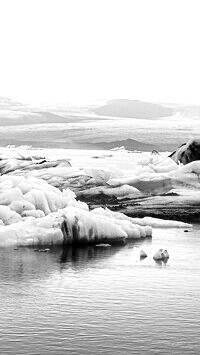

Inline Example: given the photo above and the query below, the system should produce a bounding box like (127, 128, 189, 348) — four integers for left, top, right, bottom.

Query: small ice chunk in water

(95, 243, 111, 248)
(140, 250, 147, 258)
(153, 249, 169, 260)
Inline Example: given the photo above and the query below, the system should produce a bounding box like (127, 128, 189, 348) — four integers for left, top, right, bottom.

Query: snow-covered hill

(0, 96, 23, 108)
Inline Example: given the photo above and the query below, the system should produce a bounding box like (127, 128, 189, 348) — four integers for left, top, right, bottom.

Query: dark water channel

(0, 226, 200, 354)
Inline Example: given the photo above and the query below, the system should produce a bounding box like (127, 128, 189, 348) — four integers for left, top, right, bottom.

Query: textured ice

(153, 249, 169, 261)
(92, 207, 192, 228)
(107, 160, 200, 196)
(77, 184, 142, 200)
(0, 206, 128, 247)
(2, 149, 198, 199)
(0, 147, 196, 247)
(0, 175, 153, 247)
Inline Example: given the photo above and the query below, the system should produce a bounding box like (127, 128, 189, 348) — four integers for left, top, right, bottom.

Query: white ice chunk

(92, 207, 192, 229)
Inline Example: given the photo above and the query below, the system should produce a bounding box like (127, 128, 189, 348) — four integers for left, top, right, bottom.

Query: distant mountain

(93, 138, 159, 151)
(0, 96, 197, 151)
(93, 99, 173, 119)
(0, 109, 77, 126)
(0, 96, 23, 108)
(0, 97, 84, 125)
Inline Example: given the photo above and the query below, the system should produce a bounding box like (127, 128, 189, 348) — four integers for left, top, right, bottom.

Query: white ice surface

(0, 147, 195, 246)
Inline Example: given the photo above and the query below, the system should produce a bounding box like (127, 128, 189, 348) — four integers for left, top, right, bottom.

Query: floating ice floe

(140, 250, 147, 258)
(0, 175, 88, 226)
(0, 143, 200, 222)
(0, 204, 154, 247)
(0, 173, 189, 248)
(0, 206, 128, 247)
(138, 151, 179, 173)
(77, 184, 142, 200)
(1, 147, 200, 201)
(1, 157, 124, 191)
(0, 175, 154, 247)
(0, 155, 71, 175)
(92, 208, 192, 228)
(91, 209, 152, 239)
(107, 159, 200, 196)
(0, 147, 196, 247)
(153, 249, 169, 261)
(110, 146, 126, 151)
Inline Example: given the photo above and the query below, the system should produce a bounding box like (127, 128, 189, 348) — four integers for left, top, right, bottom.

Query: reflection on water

(59, 244, 122, 266)
(0, 228, 200, 354)
(0, 245, 123, 283)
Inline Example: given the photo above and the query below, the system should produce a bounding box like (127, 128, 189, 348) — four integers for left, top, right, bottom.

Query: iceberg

(0, 171, 190, 248)
(0, 155, 71, 175)
(92, 207, 192, 228)
(0, 174, 153, 247)
(153, 249, 169, 261)
(0, 141, 198, 231)
(140, 250, 147, 258)
(169, 138, 200, 164)
(0, 206, 129, 247)
(77, 184, 142, 200)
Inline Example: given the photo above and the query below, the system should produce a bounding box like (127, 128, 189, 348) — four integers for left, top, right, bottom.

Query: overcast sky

(0, 0, 199, 104)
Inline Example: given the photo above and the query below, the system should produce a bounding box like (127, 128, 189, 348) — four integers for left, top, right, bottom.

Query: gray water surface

(0, 226, 200, 354)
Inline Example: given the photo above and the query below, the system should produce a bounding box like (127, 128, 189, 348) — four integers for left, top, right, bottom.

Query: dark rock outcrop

(169, 139, 200, 164)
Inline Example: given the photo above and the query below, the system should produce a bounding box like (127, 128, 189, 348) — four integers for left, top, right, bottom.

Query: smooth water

(0, 226, 200, 355)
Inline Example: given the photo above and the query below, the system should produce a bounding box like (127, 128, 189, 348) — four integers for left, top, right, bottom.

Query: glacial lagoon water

(1, 226, 200, 355)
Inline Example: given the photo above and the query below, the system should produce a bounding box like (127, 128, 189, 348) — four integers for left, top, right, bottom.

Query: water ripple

(0, 227, 200, 354)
